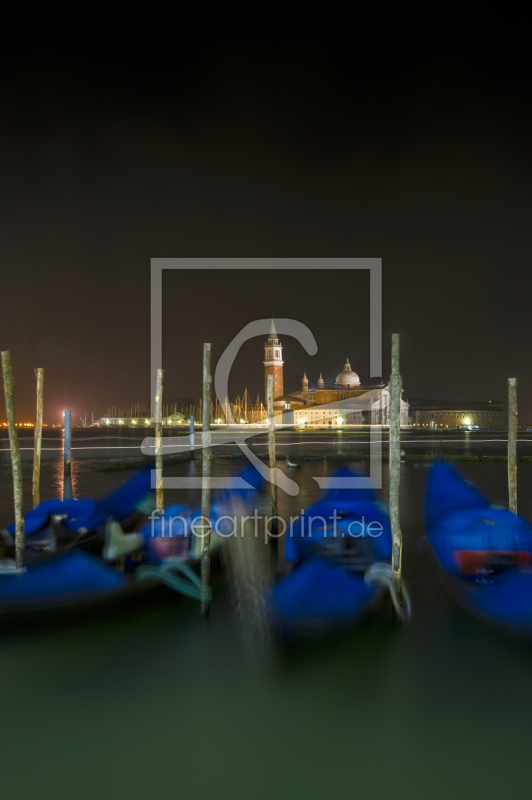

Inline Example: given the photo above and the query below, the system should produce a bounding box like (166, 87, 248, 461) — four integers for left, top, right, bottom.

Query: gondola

(425, 461, 532, 636)
(0, 467, 207, 624)
(0, 463, 259, 625)
(266, 468, 410, 636)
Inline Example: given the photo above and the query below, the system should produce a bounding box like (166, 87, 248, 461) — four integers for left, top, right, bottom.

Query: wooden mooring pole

(200, 343, 212, 616)
(389, 334, 403, 609)
(155, 368, 164, 511)
(1, 351, 25, 570)
(32, 368, 44, 508)
(63, 408, 73, 500)
(64, 409, 72, 476)
(508, 377, 518, 515)
(267, 374, 278, 542)
(190, 414, 195, 458)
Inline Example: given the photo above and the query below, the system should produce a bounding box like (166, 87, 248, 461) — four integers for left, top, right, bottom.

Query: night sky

(1, 8, 531, 424)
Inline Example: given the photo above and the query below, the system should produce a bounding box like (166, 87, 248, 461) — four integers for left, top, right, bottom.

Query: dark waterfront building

(409, 399, 507, 430)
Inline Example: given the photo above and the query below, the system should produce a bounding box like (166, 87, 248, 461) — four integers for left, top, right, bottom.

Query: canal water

(2, 430, 532, 799)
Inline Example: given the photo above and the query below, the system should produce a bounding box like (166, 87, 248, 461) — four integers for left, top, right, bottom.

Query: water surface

(2, 432, 532, 799)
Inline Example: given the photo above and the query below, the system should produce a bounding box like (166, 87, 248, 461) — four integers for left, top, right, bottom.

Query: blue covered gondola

(425, 461, 532, 635)
(0, 465, 244, 622)
(0, 467, 194, 622)
(266, 468, 410, 635)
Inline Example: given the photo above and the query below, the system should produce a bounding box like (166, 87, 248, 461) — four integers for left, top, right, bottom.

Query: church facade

(263, 323, 409, 426)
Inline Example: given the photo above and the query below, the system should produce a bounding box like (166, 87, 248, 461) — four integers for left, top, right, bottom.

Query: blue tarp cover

(6, 467, 153, 537)
(6, 499, 106, 537)
(428, 507, 532, 572)
(267, 468, 388, 629)
(468, 570, 532, 627)
(268, 560, 375, 623)
(425, 462, 532, 632)
(99, 466, 152, 521)
(284, 468, 392, 562)
(0, 551, 126, 600)
(425, 461, 490, 531)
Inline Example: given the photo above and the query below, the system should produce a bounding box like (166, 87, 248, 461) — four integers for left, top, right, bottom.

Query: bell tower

(264, 319, 284, 404)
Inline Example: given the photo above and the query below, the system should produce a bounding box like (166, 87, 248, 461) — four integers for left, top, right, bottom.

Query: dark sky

(1, 7, 531, 424)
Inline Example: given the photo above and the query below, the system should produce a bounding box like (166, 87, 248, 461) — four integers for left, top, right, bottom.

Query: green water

(2, 451, 532, 799)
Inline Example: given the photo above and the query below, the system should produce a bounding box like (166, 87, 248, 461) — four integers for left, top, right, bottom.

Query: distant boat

(287, 459, 299, 467)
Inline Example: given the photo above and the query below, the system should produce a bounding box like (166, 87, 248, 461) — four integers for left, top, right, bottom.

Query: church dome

(335, 359, 360, 387)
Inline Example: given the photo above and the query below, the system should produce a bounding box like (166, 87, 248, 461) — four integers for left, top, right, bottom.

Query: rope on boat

(135, 559, 211, 603)
(364, 562, 412, 622)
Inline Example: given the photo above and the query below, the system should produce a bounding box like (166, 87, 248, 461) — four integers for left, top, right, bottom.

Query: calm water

(2, 431, 532, 799)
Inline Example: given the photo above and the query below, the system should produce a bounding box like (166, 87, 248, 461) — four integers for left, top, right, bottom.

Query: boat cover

(268, 468, 390, 631)
(5, 467, 153, 537)
(134, 464, 266, 562)
(98, 466, 152, 520)
(268, 559, 375, 624)
(426, 462, 532, 572)
(285, 468, 392, 562)
(425, 461, 490, 531)
(426, 462, 532, 632)
(0, 550, 126, 600)
(6, 498, 106, 537)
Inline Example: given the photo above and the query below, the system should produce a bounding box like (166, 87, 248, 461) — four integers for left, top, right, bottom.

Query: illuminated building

(409, 400, 507, 430)
(282, 359, 409, 426)
(98, 411, 186, 427)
